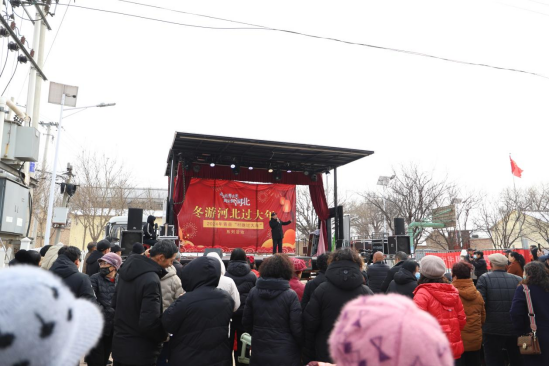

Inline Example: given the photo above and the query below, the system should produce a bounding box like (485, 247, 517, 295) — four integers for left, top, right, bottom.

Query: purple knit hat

(329, 294, 454, 366)
(98, 252, 122, 270)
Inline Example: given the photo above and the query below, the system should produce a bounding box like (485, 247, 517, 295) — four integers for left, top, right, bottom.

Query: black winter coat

(366, 261, 390, 294)
(386, 268, 418, 298)
(143, 215, 157, 240)
(303, 260, 373, 363)
(225, 260, 257, 318)
(163, 257, 234, 366)
(380, 260, 405, 293)
(242, 277, 303, 366)
(85, 250, 104, 276)
(301, 271, 326, 311)
(111, 254, 167, 365)
(50, 254, 97, 302)
(476, 270, 521, 336)
(269, 218, 291, 240)
(472, 258, 488, 278)
(90, 273, 117, 335)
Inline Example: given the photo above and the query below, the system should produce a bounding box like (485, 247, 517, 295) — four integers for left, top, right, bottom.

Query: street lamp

(43, 82, 115, 246)
(377, 175, 395, 236)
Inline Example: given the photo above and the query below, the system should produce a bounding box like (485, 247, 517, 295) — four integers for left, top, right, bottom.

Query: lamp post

(377, 175, 395, 237)
(43, 82, 115, 246)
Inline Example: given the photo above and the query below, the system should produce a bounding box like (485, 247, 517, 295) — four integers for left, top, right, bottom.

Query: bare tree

(347, 199, 384, 239)
(128, 188, 165, 216)
(360, 164, 454, 249)
(71, 152, 133, 243)
(31, 168, 63, 246)
(476, 187, 529, 249)
(523, 183, 549, 244)
(429, 188, 482, 250)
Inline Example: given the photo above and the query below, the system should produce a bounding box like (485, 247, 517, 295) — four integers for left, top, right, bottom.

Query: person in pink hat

(329, 294, 454, 366)
(86, 252, 122, 366)
(290, 257, 307, 301)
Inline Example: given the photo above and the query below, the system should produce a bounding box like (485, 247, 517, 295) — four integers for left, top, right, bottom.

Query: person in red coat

(289, 257, 306, 301)
(413, 255, 467, 361)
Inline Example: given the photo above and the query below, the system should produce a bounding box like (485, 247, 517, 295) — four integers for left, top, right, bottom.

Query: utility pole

(53, 163, 73, 245)
(38, 121, 58, 170)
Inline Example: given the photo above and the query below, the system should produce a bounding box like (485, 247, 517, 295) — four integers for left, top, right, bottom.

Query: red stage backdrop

(177, 179, 296, 253)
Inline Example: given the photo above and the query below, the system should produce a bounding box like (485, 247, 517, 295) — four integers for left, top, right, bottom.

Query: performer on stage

(269, 212, 292, 254)
(143, 215, 158, 248)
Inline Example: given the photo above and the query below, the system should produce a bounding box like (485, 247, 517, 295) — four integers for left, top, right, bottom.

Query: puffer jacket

(366, 261, 390, 293)
(207, 253, 240, 312)
(242, 277, 303, 366)
(476, 270, 521, 336)
(472, 258, 487, 278)
(452, 278, 486, 351)
(160, 265, 184, 311)
(380, 260, 405, 293)
(225, 260, 257, 317)
(301, 271, 326, 311)
(111, 254, 167, 365)
(289, 277, 305, 301)
(90, 272, 117, 335)
(50, 254, 97, 302)
(413, 283, 467, 359)
(303, 260, 373, 363)
(386, 268, 418, 298)
(163, 257, 234, 366)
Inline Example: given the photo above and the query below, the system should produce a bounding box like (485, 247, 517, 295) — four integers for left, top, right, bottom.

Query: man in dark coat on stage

(269, 212, 292, 254)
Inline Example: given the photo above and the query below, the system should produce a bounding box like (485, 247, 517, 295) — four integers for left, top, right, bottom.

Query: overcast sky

(3, 0, 549, 201)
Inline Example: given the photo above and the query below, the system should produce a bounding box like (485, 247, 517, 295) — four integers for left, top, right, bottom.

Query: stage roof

(166, 132, 374, 176)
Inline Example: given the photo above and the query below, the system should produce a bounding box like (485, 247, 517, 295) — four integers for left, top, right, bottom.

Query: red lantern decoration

(280, 196, 286, 205)
(283, 199, 291, 213)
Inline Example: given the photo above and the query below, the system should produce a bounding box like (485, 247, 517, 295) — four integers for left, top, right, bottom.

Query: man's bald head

(373, 251, 385, 263)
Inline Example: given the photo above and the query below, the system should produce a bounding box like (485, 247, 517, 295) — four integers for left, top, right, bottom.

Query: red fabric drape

(309, 180, 330, 252)
(172, 162, 184, 231)
(184, 164, 323, 186)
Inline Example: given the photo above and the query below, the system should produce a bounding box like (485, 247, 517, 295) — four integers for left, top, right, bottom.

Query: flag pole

(509, 153, 517, 194)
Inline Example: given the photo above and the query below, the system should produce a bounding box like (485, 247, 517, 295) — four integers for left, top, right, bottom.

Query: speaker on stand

(121, 230, 143, 257)
(128, 208, 143, 231)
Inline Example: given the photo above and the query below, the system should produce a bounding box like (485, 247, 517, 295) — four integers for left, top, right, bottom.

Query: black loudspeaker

(160, 225, 175, 237)
(121, 230, 143, 256)
(396, 235, 411, 255)
(394, 218, 405, 236)
(387, 236, 397, 255)
(128, 208, 143, 231)
(203, 248, 223, 258)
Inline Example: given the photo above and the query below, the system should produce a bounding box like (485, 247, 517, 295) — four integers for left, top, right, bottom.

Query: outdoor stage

(165, 132, 374, 257)
(179, 253, 319, 272)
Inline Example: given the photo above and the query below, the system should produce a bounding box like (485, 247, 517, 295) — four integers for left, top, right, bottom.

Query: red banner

(177, 179, 296, 253)
(425, 249, 532, 270)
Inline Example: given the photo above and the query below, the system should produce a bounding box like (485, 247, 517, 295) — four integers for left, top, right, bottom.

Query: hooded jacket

(90, 272, 117, 335)
(413, 283, 467, 359)
(386, 268, 418, 298)
(85, 250, 104, 277)
(111, 254, 167, 365)
(160, 265, 184, 311)
(452, 278, 486, 351)
(303, 260, 373, 363)
(207, 253, 240, 312)
(380, 260, 406, 293)
(366, 261, 390, 294)
(50, 254, 97, 302)
(301, 271, 326, 311)
(476, 270, 522, 336)
(225, 260, 257, 318)
(143, 215, 157, 240)
(242, 277, 303, 366)
(163, 257, 235, 366)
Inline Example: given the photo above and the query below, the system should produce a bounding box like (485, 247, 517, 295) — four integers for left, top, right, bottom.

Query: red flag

(510, 156, 523, 178)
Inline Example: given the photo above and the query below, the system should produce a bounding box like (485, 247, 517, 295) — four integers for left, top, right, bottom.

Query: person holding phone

(269, 212, 291, 254)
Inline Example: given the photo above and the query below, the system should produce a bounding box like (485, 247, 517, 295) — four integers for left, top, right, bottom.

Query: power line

(45, 1, 70, 65)
(61, 2, 547, 79)
(0, 49, 10, 79)
(2, 56, 19, 96)
(497, 2, 549, 15)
